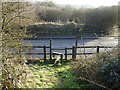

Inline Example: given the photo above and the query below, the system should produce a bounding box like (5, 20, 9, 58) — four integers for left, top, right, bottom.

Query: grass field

(21, 60, 90, 88)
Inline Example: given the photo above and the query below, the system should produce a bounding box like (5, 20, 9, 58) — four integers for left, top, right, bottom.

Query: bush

(72, 48, 120, 89)
(95, 59, 120, 89)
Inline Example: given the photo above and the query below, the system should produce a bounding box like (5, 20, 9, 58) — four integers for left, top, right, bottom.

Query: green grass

(22, 61, 84, 88)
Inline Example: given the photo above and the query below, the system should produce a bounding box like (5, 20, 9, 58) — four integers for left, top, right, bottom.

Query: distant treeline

(27, 22, 107, 37)
(27, 22, 82, 36)
(28, 1, 118, 36)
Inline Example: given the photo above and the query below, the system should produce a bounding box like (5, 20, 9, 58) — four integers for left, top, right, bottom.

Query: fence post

(50, 39, 52, 60)
(75, 37, 78, 47)
(29, 47, 32, 59)
(96, 46, 99, 53)
(72, 46, 75, 60)
(65, 48, 67, 61)
(75, 37, 78, 58)
(28, 44, 32, 59)
(61, 54, 63, 63)
(44, 45, 46, 61)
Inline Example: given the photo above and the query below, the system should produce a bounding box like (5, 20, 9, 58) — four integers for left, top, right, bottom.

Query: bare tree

(1, 1, 35, 88)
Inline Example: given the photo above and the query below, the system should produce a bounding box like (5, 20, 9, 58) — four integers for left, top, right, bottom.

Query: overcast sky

(31, 0, 120, 7)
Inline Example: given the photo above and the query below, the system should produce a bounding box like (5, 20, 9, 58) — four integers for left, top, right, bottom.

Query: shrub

(95, 59, 120, 89)
(72, 47, 120, 89)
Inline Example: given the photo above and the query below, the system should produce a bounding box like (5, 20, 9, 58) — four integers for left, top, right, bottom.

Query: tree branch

(79, 76, 112, 90)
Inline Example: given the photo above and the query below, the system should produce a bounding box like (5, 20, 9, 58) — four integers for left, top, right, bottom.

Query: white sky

(31, 0, 120, 7)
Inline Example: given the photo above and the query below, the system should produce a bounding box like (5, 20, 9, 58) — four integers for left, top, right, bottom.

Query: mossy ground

(21, 60, 88, 88)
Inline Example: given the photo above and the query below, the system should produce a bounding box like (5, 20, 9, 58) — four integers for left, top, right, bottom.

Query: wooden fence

(24, 39, 114, 62)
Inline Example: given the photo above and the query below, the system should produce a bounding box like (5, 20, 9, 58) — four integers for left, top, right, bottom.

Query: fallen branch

(79, 76, 112, 90)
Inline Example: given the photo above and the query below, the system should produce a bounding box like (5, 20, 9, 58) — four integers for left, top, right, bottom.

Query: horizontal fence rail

(52, 48, 65, 50)
(66, 46, 113, 49)
(24, 46, 50, 48)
